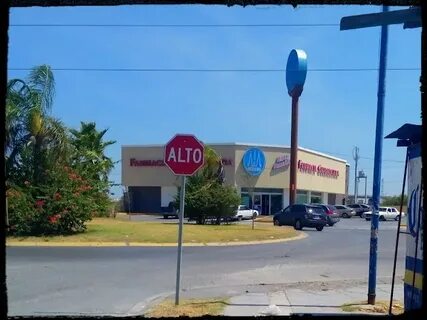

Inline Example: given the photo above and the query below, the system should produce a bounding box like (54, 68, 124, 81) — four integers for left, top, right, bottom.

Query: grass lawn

(341, 300, 403, 315)
(145, 297, 229, 317)
(7, 218, 299, 244)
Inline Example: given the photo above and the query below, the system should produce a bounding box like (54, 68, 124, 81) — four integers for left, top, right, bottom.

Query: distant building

(122, 143, 350, 214)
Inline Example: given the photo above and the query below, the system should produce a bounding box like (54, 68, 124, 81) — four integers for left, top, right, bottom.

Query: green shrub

(175, 175, 240, 225)
(7, 166, 97, 236)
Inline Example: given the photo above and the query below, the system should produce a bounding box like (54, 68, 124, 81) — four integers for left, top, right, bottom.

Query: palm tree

(5, 65, 69, 186)
(70, 122, 116, 183)
(199, 146, 225, 183)
(5, 79, 31, 177)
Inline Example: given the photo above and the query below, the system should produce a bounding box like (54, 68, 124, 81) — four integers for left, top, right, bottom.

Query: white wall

(322, 192, 328, 204)
(283, 189, 290, 208)
(161, 186, 177, 207)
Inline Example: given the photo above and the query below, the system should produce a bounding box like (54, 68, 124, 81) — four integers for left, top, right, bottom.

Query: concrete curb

(6, 231, 307, 247)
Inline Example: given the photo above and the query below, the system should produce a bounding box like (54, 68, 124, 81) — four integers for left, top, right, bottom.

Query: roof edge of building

(122, 143, 348, 163)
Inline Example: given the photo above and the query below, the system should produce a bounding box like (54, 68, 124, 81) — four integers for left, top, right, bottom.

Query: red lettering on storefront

(298, 160, 339, 178)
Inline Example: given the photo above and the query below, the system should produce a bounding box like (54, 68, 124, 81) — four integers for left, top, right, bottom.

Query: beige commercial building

(122, 143, 350, 215)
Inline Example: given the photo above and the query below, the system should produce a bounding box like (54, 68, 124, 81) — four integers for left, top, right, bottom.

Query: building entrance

(241, 188, 283, 215)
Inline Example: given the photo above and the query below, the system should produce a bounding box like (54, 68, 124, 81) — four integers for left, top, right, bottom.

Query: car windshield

(379, 208, 387, 212)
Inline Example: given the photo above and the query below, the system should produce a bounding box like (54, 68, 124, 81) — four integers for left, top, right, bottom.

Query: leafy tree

(174, 147, 240, 224)
(6, 65, 118, 234)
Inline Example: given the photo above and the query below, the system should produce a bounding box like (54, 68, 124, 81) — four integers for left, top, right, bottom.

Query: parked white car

(234, 205, 259, 220)
(363, 207, 405, 221)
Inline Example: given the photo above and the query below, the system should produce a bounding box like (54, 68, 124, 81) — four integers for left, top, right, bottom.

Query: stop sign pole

(164, 134, 204, 305)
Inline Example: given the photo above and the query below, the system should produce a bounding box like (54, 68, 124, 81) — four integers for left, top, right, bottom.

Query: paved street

(6, 218, 407, 316)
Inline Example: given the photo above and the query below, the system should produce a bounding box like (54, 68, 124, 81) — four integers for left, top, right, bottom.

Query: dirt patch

(341, 300, 403, 315)
(145, 297, 228, 317)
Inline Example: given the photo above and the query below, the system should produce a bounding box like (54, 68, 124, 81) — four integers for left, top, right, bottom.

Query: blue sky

(8, 4, 421, 198)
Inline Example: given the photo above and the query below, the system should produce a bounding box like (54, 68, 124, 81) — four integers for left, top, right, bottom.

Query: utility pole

(352, 146, 360, 204)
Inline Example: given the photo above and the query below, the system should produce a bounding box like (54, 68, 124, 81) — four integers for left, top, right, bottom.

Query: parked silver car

(333, 205, 356, 218)
(347, 204, 371, 217)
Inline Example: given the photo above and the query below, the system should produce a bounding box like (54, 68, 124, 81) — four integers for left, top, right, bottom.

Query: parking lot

(124, 213, 406, 231)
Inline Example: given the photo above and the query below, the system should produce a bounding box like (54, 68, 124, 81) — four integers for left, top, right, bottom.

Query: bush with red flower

(7, 165, 100, 235)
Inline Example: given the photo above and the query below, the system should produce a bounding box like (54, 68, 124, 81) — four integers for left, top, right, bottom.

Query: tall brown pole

(289, 94, 299, 205)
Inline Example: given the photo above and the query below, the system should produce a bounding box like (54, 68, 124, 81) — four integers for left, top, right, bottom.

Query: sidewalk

(223, 282, 403, 316)
(140, 279, 404, 316)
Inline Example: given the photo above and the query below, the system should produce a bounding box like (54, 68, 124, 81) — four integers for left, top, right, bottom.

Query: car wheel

(342, 213, 348, 218)
(316, 226, 324, 231)
(394, 215, 399, 221)
(273, 219, 280, 226)
(163, 215, 168, 219)
(380, 215, 386, 221)
(237, 216, 242, 221)
(328, 222, 334, 227)
(365, 218, 371, 221)
(294, 219, 303, 230)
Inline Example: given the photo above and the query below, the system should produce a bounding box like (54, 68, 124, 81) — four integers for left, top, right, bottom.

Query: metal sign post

(175, 175, 186, 305)
(164, 134, 205, 306)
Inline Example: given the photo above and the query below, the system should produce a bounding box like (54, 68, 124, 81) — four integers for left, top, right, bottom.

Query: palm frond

(28, 65, 55, 113)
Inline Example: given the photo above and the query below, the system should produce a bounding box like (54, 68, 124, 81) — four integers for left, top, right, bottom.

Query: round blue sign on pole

(242, 148, 266, 176)
(286, 49, 307, 96)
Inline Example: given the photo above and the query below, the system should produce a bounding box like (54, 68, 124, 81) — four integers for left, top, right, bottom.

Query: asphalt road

(6, 218, 407, 316)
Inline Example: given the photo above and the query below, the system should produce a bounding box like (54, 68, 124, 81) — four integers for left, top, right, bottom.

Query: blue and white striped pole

(368, 5, 389, 305)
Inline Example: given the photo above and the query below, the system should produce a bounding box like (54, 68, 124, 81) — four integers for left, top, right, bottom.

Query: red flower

(35, 199, 45, 208)
(54, 192, 62, 200)
(49, 214, 61, 224)
(69, 173, 78, 180)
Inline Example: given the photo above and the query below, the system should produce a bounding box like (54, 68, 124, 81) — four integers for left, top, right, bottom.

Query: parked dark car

(273, 204, 327, 231)
(334, 205, 355, 218)
(347, 204, 371, 217)
(311, 204, 340, 226)
(163, 201, 178, 219)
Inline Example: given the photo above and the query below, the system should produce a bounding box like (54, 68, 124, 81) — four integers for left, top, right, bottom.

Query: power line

(310, 148, 405, 163)
(10, 23, 340, 28)
(7, 67, 420, 73)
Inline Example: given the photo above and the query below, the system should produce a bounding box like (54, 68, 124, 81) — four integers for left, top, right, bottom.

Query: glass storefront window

(311, 192, 322, 204)
(271, 195, 283, 214)
(241, 193, 251, 207)
(296, 190, 308, 204)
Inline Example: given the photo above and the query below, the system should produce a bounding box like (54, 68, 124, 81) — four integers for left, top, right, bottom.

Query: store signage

(297, 160, 339, 178)
(130, 158, 232, 167)
(130, 158, 165, 167)
(242, 148, 266, 176)
(273, 154, 290, 170)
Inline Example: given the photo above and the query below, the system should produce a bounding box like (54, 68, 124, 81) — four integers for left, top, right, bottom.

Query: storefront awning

(385, 123, 422, 146)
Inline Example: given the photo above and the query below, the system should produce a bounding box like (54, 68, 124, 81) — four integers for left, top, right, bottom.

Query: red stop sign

(164, 134, 205, 176)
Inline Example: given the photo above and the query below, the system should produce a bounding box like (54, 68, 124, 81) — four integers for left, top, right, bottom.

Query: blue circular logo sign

(242, 148, 266, 176)
(286, 49, 308, 96)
